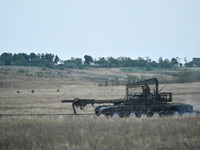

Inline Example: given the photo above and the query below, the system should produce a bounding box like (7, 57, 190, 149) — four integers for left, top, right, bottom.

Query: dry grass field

(0, 66, 200, 149)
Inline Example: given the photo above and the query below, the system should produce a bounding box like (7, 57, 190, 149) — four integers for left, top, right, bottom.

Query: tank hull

(94, 103, 193, 117)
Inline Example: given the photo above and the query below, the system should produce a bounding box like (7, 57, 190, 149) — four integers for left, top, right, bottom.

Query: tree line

(58, 55, 200, 69)
(0, 52, 200, 69)
(0, 53, 59, 68)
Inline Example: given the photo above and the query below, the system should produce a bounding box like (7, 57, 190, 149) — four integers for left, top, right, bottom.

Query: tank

(62, 78, 193, 117)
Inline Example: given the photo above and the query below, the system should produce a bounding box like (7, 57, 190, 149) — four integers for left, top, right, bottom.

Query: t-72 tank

(62, 78, 193, 117)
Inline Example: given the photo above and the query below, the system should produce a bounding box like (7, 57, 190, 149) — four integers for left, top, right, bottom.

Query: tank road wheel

(129, 112, 137, 118)
(140, 114, 147, 119)
(136, 113, 142, 118)
(146, 111, 153, 117)
(152, 112, 160, 118)
(112, 113, 120, 118)
(118, 112, 126, 118)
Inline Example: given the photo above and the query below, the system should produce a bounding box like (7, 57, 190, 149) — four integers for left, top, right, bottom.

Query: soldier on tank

(142, 83, 150, 94)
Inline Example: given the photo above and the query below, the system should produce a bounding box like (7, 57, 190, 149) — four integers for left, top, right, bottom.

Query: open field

(0, 66, 200, 149)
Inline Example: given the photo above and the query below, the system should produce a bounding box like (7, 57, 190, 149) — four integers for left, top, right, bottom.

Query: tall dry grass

(0, 116, 200, 150)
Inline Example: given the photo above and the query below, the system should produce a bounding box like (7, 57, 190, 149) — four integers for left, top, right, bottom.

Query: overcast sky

(0, 0, 200, 62)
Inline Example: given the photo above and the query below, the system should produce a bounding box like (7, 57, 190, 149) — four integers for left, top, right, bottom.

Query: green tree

(1, 53, 13, 65)
(54, 55, 60, 64)
(108, 57, 119, 67)
(171, 58, 178, 66)
(96, 57, 107, 67)
(45, 53, 54, 62)
(84, 55, 93, 65)
(30, 53, 37, 61)
(158, 57, 172, 68)
(13, 53, 30, 65)
(74, 58, 82, 67)
(193, 58, 200, 67)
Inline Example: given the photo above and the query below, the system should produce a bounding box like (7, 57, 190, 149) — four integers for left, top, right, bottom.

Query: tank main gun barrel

(61, 100, 74, 103)
(62, 99, 122, 104)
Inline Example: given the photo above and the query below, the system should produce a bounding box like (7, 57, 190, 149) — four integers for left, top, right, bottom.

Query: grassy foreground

(0, 116, 200, 150)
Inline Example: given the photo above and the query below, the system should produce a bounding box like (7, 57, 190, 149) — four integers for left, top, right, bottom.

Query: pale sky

(0, 0, 200, 62)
